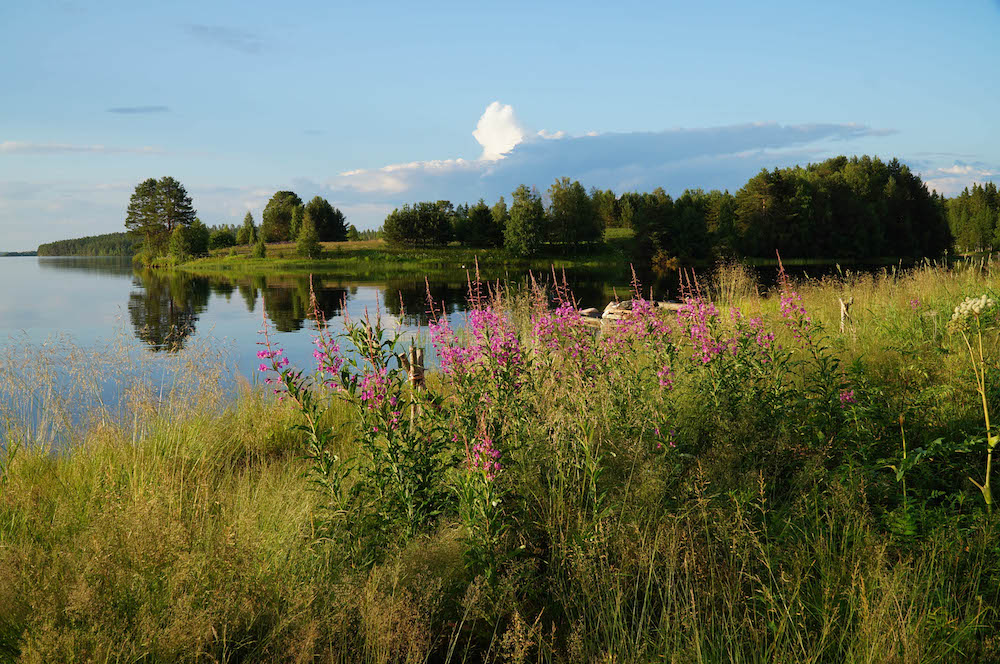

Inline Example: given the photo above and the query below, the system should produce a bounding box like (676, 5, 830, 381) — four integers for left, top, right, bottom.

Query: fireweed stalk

(258, 286, 453, 560)
(257, 290, 350, 517)
(774, 257, 855, 447)
(429, 275, 529, 582)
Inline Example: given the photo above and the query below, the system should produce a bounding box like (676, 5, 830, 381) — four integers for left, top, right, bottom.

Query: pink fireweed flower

(531, 300, 600, 372)
(776, 264, 812, 341)
(602, 298, 673, 360)
(657, 365, 675, 389)
(910, 297, 920, 310)
(358, 367, 389, 409)
(312, 336, 344, 380)
(429, 315, 478, 376)
(469, 434, 502, 479)
(677, 296, 726, 364)
(431, 306, 523, 378)
(839, 389, 857, 407)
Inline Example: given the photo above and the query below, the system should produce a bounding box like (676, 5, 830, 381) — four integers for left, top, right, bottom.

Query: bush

(209, 228, 237, 250)
(168, 226, 191, 260)
(251, 239, 266, 259)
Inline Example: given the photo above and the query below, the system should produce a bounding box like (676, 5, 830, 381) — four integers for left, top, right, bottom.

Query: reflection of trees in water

(129, 271, 351, 349)
(126, 265, 658, 352)
(207, 274, 347, 332)
(380, 268, 639, 324)
(383, 278, 469, 325)
(37, 256, 135, 278)
(238, 282, 257, 313)
(129, 270, 211, 352)
(260, 276, 347, 332)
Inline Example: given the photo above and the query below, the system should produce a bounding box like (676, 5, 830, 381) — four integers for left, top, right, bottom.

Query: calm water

(0, 256, 635, 379)
(0, 255, 909, 445)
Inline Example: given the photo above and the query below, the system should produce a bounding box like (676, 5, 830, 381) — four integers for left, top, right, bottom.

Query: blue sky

(2, 0, 998, 250)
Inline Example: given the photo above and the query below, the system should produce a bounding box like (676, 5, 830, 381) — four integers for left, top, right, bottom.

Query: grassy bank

(176, 235, 634, 279)
(2, 260, 1000, 662)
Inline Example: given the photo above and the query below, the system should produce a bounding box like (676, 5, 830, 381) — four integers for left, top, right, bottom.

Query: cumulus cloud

(920, 161, 997, 195)
(0, 141, 163, 155)
(472, 102, 526, 160)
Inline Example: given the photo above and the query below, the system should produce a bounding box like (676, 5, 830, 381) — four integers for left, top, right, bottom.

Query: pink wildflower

(839, 389, 857, 407)
(470, 434, 502, 479)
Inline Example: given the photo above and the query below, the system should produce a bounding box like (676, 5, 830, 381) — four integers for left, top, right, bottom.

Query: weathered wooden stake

(398, 342, 425, 424)
(839, 296, 854, 335)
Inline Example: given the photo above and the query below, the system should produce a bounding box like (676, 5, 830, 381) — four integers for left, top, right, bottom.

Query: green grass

(2, 259, 1000, 662)
(179, 236, 633, 279)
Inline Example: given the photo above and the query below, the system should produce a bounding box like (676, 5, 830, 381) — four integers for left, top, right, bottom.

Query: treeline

(37, 232, 140, 257)
(383, 178, 600, 256)
(382, 156, 953, 261)
(947, 182, 1000, 253)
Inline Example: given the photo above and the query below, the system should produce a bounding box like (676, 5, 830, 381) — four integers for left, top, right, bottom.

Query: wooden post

(398, 342, 425, 424)
(839, 296, 854, 335)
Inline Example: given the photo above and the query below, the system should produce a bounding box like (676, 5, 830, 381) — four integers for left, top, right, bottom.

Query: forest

(36, 232, 139, 257)
(382, 156, 955, 262)
(947, 182, 1000, 252)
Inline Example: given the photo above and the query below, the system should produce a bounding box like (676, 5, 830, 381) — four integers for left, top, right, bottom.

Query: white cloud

(472, 102, 526, 160)
(537, 129, 566, 140)
(920, 161, 996, 195)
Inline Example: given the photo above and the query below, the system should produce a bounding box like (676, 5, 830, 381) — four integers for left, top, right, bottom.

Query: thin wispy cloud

(183, 24, 262, 54)
(0, 141, 164, 155)
(106, 105, 170, 114)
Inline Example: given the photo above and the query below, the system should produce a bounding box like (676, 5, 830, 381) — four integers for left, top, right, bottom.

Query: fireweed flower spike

(470, 433, 502, 479)
(839, 389, 857, 407)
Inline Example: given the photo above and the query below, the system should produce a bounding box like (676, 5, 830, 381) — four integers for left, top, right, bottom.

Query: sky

(1, 0, 999, 251)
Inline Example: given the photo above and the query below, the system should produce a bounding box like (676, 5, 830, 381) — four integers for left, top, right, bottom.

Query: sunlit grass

(1, 258, 999, 662)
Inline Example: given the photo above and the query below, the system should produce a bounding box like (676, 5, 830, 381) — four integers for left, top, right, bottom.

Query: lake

(0, 256, 640, 370)
(0, 255, 915, 445)
(0, 256, 642, 444)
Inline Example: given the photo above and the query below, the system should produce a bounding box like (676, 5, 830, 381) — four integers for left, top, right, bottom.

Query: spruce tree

(296, 210, 322, 258)
(236, 211, 257, 245)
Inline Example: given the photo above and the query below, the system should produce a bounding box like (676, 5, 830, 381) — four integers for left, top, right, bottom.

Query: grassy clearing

(2, 260, 1000, 662)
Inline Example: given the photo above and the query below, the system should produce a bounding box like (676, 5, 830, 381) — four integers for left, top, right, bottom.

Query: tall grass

(1, 260, 999, 662)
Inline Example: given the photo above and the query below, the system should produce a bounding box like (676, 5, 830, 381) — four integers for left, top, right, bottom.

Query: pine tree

(125, 176, 196, 255)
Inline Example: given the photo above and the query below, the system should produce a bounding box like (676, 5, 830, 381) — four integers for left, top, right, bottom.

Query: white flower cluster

(952, 294, 997, 321)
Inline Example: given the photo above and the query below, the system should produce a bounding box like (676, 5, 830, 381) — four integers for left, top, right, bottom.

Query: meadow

(1, 259, 999, 663)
